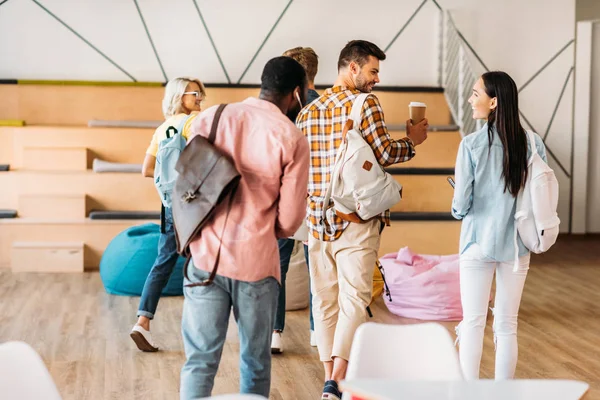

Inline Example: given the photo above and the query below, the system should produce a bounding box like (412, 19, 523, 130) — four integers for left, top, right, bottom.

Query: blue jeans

(274, 238, 294, 331)
(180, 262, 279, 399)
(137, 207, 179, 319)
(274, 239, 314, 332)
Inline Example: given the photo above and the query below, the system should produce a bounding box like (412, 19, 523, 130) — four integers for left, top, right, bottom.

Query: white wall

(0, 0, 441, 86)
(0, 0, 579, 231)
(439, 0, 576, 232)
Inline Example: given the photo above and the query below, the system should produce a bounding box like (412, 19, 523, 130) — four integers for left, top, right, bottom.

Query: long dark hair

(482, 71, 528, 197)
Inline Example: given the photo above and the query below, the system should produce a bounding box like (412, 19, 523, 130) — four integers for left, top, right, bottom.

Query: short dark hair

(260, 56, 307, 98)
(337, 40, 386, 71)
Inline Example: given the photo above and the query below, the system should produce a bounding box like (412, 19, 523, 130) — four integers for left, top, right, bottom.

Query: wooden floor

(0, 235, 599, 400)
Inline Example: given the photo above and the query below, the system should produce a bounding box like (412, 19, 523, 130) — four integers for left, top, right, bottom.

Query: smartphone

(447, 177, 455, 188)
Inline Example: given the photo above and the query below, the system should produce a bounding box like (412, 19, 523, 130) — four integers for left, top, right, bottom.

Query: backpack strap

(164, 113, 194, 139)
(208, 104, 227, 144)
(319, 94, 369, 240)
(513, 130, 537, 271)
(160, 114, 195, 232)
(176, 113, 193, 136)
(183, 104, 233, 287)
(526, 130, 537, 157)
(160, 204, 166, 234)
(513, 219, 520, 272)
(349, 93, 369, 131)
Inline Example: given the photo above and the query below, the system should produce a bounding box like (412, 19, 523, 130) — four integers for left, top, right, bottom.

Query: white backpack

(322, 94, 402, 235)
(513, 130, 560, 270)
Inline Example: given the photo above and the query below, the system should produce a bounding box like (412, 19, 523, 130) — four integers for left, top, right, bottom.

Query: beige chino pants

(308, 219, 381, 362)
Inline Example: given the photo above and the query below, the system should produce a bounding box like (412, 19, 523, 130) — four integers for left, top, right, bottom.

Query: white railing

(441, 11, 483, 137)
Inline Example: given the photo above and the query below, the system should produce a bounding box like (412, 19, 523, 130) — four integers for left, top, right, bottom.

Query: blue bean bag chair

(100, 223, 186, 296)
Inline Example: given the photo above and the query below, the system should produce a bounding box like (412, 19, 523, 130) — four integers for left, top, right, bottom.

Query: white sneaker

(271, 331, 283, 354)
(310, 330, 317, 347)
(130, 325, 159, 352)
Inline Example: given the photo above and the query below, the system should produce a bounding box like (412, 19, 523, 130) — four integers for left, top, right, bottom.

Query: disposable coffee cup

(409, 102, 427, 124)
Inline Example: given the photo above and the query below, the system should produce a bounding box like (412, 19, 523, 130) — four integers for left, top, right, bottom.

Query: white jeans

(457, 244, 530, 380)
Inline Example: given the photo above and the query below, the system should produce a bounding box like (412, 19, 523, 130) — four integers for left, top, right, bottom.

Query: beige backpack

(321, 94, 402, 235)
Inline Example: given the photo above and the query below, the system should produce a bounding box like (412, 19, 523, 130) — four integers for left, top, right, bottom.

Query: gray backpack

(154, 115, 192, 208)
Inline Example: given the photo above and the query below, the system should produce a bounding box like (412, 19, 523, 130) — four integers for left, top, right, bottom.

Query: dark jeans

(137, 207, 179, 319)
(274, 238, 314, 332)
(304, 243, 314, 331)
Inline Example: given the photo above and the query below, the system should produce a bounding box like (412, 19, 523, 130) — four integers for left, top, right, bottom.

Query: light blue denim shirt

(451, 124, 547, 262)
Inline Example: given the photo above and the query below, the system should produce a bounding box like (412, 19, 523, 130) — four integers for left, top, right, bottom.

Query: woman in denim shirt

(452, 71, 547, 380)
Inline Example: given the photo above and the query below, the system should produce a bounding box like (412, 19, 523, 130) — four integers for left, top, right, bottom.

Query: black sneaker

(321, 380, 342, 400)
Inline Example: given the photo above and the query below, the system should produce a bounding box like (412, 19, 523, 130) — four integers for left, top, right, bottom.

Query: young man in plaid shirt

(296, 40, 429, 400)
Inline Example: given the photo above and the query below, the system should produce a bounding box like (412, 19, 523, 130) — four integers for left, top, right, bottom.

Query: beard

(355, 73, 375, 93)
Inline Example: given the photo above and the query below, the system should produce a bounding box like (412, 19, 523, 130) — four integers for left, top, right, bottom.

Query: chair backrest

(0, 341, 62, 400)
(346, 322, 463, 381)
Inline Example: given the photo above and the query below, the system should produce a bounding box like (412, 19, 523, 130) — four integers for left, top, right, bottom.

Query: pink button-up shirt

(187, 97, 309, 283)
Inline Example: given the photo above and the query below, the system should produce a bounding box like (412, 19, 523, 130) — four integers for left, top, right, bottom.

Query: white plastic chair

(202, 395, 267, 399)
(0, 341, 62, 400)
(346, 322, 463, 381)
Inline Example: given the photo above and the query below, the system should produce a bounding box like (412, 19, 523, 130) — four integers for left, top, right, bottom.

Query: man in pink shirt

(179, 57, 310, 399)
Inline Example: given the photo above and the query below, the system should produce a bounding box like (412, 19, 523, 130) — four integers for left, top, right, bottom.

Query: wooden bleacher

(0, 83, 462, 271)
(390, 175, 455, 213)
(388, 130, 461, 168)
(0, 219, 152, 270)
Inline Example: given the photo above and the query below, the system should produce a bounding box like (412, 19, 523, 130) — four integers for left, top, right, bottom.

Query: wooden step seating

(0, 85, 259, 125)
(0, 215, 457, 269)
(388, 171, 454, 213)
(18, 194, 87, 219)
(0, 122, 161, 271)
(380, 217, 460, 257)
(378, 126, 462, 256)
(0, 84, 452, 126)
(388, 130, 461, 169)
(374, 90, 452, 126)
(0, 167, 458, 217)
(3, 126, 153, 167)
(11, 241, 84, 272)
(0, 218, 158, 270)
(0, 84, 460, 271)
(21, 146, 91, 171)
(0, 84, 18, 121)
(387, 124, 459, 131)
(0, 171, 159, 214)
(0, 128, 12, 165)
(1, 127, 460, 170)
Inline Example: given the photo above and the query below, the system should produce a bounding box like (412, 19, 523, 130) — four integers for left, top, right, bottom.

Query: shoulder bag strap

(208, 104, 227, 144)
(319, 94, 369, 240)
(184, 104, 235, 287)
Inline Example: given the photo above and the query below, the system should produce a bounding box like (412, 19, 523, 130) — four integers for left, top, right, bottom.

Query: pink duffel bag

(379, 247, 462, 321)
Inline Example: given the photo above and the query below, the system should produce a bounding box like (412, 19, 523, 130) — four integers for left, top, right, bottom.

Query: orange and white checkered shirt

(296, 86, 416, 242)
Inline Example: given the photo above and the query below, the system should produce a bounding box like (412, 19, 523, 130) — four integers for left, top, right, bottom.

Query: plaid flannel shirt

(296, 86, 416, 242)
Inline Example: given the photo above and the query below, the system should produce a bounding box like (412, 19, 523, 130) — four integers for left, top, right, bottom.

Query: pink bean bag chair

(379, 247, 462, 321)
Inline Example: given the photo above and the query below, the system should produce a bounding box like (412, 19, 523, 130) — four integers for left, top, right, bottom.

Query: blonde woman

(131, 77, 206, 352)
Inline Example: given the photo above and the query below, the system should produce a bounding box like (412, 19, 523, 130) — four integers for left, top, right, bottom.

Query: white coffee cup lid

(409, 102, 427, 107)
